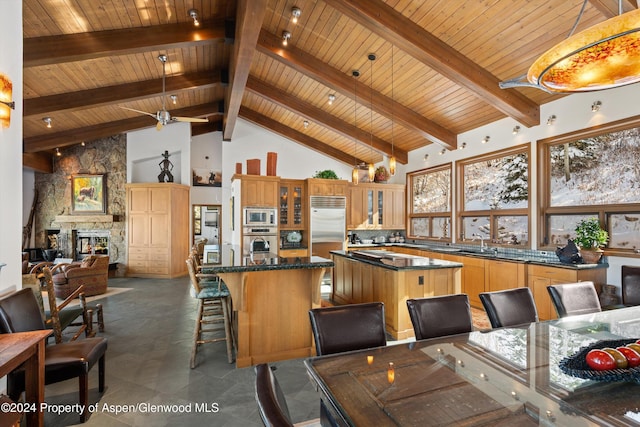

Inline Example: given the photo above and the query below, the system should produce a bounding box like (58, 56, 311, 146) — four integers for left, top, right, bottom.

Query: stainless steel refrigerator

(310, 195, 346, 259)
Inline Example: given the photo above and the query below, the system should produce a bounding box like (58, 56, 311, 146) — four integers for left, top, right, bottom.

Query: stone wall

(33, 136, 126, 275)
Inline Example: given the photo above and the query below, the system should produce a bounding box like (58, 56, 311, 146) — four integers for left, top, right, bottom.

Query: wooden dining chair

(406, 294, 473, 339)
(308, 302, 386, 356)
(479, 287, 539, 328)
(547, 282, 602, 318)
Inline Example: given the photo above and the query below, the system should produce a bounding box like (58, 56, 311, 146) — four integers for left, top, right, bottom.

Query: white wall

(126, 122, 191, 184)
(0, 0, 23, 294)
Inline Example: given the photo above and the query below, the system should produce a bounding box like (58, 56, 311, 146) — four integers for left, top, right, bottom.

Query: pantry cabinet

(347, 183, 405, 230)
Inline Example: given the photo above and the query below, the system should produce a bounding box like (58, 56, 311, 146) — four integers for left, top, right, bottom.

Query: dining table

(305, 305, 640, 426)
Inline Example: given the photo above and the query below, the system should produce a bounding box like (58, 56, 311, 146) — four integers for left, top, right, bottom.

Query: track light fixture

(43, 117, 52, 128)
(291, 7, 301, 24)
(327, 94, 336, 105)
(170, 95, 177, 105)
(481, 136, 490, 144)
(512, 126, 520, 135)
(282, 31, 291, 46)
(303, 120, 309, 129)
(55, 147, 61, 157)
(459, 142, 467, 150)
(591, 101, 602, 112)
(547, 115, 556, 125)
(423, 154, 429, 161)
(439, 148, 446, 155)
(188, 9, 200, 26)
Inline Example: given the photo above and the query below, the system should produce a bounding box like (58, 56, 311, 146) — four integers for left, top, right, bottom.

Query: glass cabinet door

(280, 186, 289, 225)
(293, 185, 303, 226)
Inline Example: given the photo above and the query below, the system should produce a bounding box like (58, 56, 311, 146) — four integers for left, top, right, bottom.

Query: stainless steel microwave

(243, 208, 276, 226)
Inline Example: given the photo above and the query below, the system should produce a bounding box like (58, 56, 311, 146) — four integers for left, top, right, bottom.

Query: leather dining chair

(0, 288, 107, 423)
(406, 294, 473, 340)
(308, 302, 386, 356)
(479, 288, 539, 328)
(547, 281, 602, 318)
(621, 265, 640, 306)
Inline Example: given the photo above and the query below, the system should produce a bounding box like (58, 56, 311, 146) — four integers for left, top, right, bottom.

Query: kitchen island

(201, 245, 333, 368)
(331, 250, 463, 340)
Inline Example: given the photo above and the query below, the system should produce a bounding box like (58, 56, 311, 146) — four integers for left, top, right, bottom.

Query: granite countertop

(345, 243, 609, 270)
(201, 244, 333, 274)
(332, 250, 463, 271)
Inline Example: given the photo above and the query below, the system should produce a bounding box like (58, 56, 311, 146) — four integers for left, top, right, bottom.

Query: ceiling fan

(120, 54, 208, 131)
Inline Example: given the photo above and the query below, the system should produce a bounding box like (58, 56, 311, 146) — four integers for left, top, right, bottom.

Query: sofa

(52, 255, 109, 298)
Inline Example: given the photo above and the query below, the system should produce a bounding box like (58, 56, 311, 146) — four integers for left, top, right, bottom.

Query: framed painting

(71, 174, 106, 214)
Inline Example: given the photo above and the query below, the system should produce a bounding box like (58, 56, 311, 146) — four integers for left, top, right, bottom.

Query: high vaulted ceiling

(22, 0, 638, 172)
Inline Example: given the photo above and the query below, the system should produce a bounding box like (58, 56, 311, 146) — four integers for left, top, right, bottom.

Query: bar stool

(186, 257, 234, 368)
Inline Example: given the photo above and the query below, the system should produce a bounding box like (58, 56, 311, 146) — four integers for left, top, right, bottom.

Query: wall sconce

(170, 95, 177, 105)
(0, 73, 15, 129)
(459, 142, 467, 150)
(327, 94, 336, 105)
(291, 7, 301, 24)
(303, 120, 309, 129)
(43, 117, 52, 128)
(282, 31, 291, 46)
(547, 115, 556, 125)
(591, 101, 602, 112)
(188, 9, 200, 26)
(481, 136, 490, 144)
(512, 126, 520, 135)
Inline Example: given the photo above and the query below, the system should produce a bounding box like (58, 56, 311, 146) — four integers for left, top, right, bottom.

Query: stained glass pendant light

(501, 1, 640, 92)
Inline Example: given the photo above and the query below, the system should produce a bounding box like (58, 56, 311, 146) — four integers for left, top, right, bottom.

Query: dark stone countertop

(331, 250, 463, 271)
(201, 244, 333, 274)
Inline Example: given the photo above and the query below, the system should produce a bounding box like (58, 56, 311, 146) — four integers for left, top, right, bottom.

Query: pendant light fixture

(500, 0, 640, 92)
(352, 70, 360, 185)
(367, 54, 376, 183)
(389, 46, 396, 176)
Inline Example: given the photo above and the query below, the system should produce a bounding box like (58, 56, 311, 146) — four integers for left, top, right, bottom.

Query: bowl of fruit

(559, 339, 640, 383)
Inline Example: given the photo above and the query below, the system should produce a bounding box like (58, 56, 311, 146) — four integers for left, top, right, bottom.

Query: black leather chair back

(479, 288, 539, 328)
(547, 282, 601, 318)
(622, 265, 640, 306)
(406, 294, 473, 340)
(0, 288, 46, 333)
(309, 302, 386, 356)
(255, 364, 293, 427)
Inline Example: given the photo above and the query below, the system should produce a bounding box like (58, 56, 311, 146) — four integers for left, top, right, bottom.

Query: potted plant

(374, 166, 390, 183)
(312, 170, 339, 179)
(574, 218, 608, 264)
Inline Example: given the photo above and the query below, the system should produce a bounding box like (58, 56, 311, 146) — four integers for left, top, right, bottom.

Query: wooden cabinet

(239, 175, 279, 207)
(485, 259, 526, 292)
(126, 183, 189, 278)
(307, 178, 348, 196)
(347, 183, 405, 230)
(279, 248, 309, 257)
(527, 264, 607, 321)
(279, 179, 305, 229)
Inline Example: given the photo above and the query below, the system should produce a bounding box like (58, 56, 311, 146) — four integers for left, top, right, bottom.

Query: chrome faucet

(471, 233, 487, 252)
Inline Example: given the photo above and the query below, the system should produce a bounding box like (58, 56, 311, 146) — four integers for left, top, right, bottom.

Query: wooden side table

(0, 330, 51, 427)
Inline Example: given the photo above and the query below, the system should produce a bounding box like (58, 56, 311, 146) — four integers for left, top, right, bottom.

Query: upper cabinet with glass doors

(279, 179, 305, 229)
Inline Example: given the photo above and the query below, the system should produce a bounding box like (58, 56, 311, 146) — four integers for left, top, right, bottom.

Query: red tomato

(585, 349, 617, 371)
(617, 346, 640, 367)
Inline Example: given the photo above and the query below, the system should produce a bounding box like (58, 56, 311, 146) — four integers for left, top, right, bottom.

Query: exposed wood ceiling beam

(257, 30, 457, 150)
(239, 107, 366, 166)
(24, 19, 228, 67)
(323, 0, 541, 128)
(22, 152, 53, 173)
(192, 118, 223, 136)
(24, 103, 221, 152)
(24, 70, 224, 117)
(589, 0, 637, 17)
(223, 0, 268, 141)
(246, 76, 408, 164)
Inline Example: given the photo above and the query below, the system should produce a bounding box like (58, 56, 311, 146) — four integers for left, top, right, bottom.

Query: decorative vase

(580, 248, 603, 264)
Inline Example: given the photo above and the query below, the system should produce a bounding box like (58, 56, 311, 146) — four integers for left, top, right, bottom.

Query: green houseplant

(574, 218, 608, 263)
(312, 170, 339, 179)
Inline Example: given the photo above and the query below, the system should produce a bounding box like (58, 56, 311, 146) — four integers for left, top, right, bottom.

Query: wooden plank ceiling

(21, 0, 637, 171)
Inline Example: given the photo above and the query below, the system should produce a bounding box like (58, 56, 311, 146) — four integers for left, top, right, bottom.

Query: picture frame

(71, 174, 106, 214)
(192, 168, 222, 187)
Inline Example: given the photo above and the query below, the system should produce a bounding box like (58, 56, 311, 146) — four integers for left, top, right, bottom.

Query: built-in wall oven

(243, 226, 279, 255)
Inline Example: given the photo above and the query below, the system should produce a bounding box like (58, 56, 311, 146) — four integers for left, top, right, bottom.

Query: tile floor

(42, 276, 491, 426)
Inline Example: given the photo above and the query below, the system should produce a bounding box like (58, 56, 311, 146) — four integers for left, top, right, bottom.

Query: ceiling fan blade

(173, 116, 209, 123)
(156, 121, 163, 131)
(119, 106, 157, 119)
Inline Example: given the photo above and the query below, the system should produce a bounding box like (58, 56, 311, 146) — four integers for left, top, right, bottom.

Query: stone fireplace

(52, 215, 121, 263)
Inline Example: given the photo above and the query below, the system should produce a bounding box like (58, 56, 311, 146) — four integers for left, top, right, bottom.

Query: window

(408, 164, 452, 240)
(539, 117, 640, 253)
(457, 145, 530, 247)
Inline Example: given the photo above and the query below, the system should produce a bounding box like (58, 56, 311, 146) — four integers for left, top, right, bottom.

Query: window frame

(537, 115, 640, 256)
(456, 143, 531, 248)
(407, 163, 453, 242)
